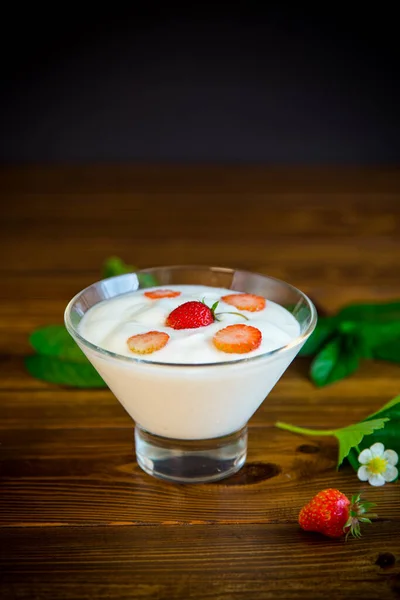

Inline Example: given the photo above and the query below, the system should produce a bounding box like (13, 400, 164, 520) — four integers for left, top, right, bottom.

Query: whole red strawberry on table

(299, 489, 377, 540)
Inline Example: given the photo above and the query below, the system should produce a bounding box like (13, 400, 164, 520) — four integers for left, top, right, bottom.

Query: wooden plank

(1, 275, 400, 329)
(0, 427, 398, 527)
(1, 165, 400, 192)
(0, 361, 399, 430)
(1, 524, 399, 599)
(2, 193, 400, 240)
(1, 167, 400, 599)
(1, 238, 399, 283)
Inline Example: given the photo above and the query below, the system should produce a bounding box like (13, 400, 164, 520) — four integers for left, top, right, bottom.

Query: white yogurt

(79, 285, 299, 364)
(77, 285, 303, 439)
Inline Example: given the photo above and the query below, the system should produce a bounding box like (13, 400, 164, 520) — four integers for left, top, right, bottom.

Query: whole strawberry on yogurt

(80, 285, 299, 363)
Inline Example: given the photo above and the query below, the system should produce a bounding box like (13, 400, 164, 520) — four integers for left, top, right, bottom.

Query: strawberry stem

(201, 298, 249, 322)
(216, 311, 249, 321)
(275, 422, 335, 436)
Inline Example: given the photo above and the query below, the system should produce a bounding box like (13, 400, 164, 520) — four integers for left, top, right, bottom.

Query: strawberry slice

(213, 324, 262, 354)
(144, 289, 181, 299)
(221, 293, 266, 312)
(127, 331, 170, 354)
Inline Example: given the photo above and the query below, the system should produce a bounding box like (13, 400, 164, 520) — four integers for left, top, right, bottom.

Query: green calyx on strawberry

(298, 488, 377, 540)
(343, 493, 378, 540)
(166, 300, 248, 330)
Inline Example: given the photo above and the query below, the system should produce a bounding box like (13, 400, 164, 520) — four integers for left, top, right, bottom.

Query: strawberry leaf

(366, 395, 400, 420)
(335, 419, 389, 467)
(344, 395, 400, 479)
(298, 299, 400, 387)
(29, 325, 87, 362)
(102, 256, 136, 278)
(25, 355, 106, 388)
(298, 316, 337, 357)
(25, 255, 147, 387)
(338, 301, 400, 324)
(357, 321, 400, 356)
(102, 256, 157, 287)
(371, 340, 400, 363)
(138, 272, 159, 288)
(310, 334, 361, 387)
(346, 449, 360, 471)
(275, 397, 398, 468)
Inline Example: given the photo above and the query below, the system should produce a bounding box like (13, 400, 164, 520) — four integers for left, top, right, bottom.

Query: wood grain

(1, 426, 399, 528)
(1, 165, 399, 192)
(1, 524, 400, 600)
(1, 167, 400, 599)
(1, 361, 400, 427)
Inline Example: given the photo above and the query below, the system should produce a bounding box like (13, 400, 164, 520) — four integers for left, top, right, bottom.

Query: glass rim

(64, 265, 317, 368)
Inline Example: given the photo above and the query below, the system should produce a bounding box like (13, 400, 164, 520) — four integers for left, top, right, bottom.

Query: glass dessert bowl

(65, 266, 317, 484)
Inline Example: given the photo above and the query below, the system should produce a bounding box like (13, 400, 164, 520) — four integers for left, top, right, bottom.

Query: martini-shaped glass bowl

(65, 266, 317, 483)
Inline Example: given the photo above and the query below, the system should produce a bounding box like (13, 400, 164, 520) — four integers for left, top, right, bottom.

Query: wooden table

(1, 167, 400, 599)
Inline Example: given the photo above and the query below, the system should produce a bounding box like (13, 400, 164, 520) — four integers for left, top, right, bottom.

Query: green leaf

(102, 256, 136, 278)
(335, 419, 389, 466)
(338, 300, 400, 324)
(347, 448, 360, 471)
(102, 256, 158, 287)
(366, 395, 400, 420)
(298, 316, 337, 357)
(137, 273, 158, 288)
(25, 355, 106, 388)
(359, 427, 400, 459)
(345, 396, 400, 478)
(276, 398, 393, 469)
(372, 340, 400, 363)
(276, 396, 400, 475)
(29, 325, 87, 362)
(310, 334, 361, 387)
(211, 301, 219, 312)
(357, 322, 400, 356)
(299, 299, 400, 354)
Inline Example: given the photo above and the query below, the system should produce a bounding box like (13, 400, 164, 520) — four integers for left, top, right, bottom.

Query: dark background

(1, 6, 399, 164)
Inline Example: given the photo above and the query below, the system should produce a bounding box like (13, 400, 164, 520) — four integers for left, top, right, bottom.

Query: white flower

(357, 442, 398, 487)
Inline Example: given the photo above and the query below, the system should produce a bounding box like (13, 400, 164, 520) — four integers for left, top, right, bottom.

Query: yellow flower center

(368, 457, 387, 475)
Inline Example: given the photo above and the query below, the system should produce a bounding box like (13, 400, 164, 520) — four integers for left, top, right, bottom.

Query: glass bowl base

(134, 425, 247, 484)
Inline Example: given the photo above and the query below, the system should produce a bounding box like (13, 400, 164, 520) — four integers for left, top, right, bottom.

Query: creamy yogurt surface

(78, 285, 300, 364)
